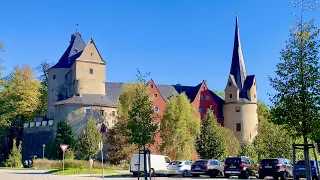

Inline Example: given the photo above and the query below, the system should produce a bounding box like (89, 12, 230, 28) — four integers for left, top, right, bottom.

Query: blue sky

(0, 0, 319, 105)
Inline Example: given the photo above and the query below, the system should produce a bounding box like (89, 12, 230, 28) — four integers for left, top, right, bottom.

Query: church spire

(230, 14, 247, 90)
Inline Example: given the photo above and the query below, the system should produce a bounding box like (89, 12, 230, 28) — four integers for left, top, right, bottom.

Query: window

(112, 111, 115, 116)
(200, 95, 203, 100)
(210, 161, 218, 165)
(154, 106, 159, 112)
(254, 94, 256, 98)
(86, 109, 90, 115)
(228, 82, 232, 86)
(235, 107, 240, 112)
(100, 110, 104, 116)
(198, 108, 203, 113)
(203, 87, 206, 90)
(165, 157, 171, 163)
(236, 123, 241, 131)
(150, 84, 154, 88)
(90, 69, 93, 74)
(53, 75, 56, 80)
(205, 95, 210, 100)
(154, 94, 158, 98)
(229, 94, 232, 98)
(90, 53, 93, 56)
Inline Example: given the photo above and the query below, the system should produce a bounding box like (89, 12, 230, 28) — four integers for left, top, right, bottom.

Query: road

(0, 169, 266, 180)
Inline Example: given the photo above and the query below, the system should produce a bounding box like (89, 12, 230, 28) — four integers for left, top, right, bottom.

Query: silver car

(166, 160, 193, 177)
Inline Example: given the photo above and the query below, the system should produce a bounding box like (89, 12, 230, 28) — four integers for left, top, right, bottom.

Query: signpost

(60, 144, 69, 172)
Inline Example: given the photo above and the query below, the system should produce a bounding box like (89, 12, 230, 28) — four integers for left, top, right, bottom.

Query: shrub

(65, 148, 75, 160)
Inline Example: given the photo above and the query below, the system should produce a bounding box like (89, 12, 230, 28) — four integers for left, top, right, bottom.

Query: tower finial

(75, 23, 79, 32)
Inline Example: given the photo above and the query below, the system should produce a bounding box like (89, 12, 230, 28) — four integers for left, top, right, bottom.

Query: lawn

(48, 168, 119, 175)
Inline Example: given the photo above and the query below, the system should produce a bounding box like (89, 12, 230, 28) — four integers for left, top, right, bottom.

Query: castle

(22, 16, 258, 159)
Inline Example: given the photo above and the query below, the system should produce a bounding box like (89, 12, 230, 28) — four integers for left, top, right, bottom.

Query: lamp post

(42, 144, 45, 159)
(98, 122, 108, 180)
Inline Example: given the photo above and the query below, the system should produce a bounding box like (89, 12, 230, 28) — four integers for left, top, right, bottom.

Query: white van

(130, 154, 171, 176)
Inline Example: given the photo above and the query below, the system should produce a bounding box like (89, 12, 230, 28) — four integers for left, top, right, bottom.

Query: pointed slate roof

(230, 15, 247, 90)
(50, 32, 86, 69)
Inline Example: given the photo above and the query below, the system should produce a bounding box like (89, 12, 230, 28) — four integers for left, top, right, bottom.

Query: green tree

(269, 1, 320, 179)
(64, 148, 75, 160)
(196, 109, 226, 160)
(160, 93, 200, 160)
(5, 139, 22, 168)
(220, 127, 240, 158)
(105, 84, 139, 164)
(127, 81, 157, 148)
(214, 90, 225, 100)
(76, 118, 101, 160)
(54, 121, 75, 159)
(34, 61, 51, 117)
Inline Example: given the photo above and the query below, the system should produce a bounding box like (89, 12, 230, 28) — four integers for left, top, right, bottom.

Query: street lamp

(42, 144, 45, 159)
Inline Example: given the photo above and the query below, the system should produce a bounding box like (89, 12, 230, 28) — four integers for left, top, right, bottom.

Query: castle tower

(47, 32, 86, 120)
(223, 15, 258, 143)
(71, 38, 106, 95)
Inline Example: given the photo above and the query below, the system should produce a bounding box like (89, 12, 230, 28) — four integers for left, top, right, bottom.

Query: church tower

(223, 15, 258, 143)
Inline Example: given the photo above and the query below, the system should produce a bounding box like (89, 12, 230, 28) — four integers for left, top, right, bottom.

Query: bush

(32, 159, 128, 170)
(65, 148, 75, 160)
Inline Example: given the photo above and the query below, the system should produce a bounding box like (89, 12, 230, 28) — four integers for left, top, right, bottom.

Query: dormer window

(235, 107, 240, 112)
(74, 49, 78, 53)
(154, 94, 158, 98)
(150, 84, 154, 88)
(228, 82, 232, 86)
(53, 75, 56, 80)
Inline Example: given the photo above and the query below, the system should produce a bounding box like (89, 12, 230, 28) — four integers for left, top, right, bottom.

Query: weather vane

(75, 23, 79, 32)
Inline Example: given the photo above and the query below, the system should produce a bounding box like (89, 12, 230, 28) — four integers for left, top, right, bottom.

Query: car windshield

(169, 161, 183, 165)
(296, 160, 315, 167)
(261, 159, 279, 165)
(225, 158, 241, 164)
(193, 160, 208, 165)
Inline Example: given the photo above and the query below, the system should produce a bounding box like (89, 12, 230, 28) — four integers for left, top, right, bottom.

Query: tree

(220, 127, 240, 158)
(127, 82, 157, 148)
(196, 109, 226, 160)
(105, 84, 140, 164)
(160, 93, 200, 160)
(5, 139, 22, 168)
(214, 90, 225, 100)
(269, 1, 320, 179)
(53, 121, 75, 159)
(76, 118, 101, 160)
(34, 61, 52, 117)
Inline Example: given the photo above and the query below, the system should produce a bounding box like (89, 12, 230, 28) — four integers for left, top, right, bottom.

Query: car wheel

(273, 176, 279, 180)
(192, 174, 200, 177)
(133, 173, 139, 177)
(183, 170, 188, 177)
(280, 171, 286, 180)
(241, 170, 249, 179)
(148, 168, 155, 177)
(258, 175, 265, 179)
(225, 174, 230, 178)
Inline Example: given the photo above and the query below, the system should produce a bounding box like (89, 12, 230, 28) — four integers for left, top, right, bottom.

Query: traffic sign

(60, 144, 69, 152)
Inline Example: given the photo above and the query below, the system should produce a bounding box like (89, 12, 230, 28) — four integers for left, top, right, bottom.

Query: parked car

(295, 160, 320, 180)
(191, 159, 224, 178)
(224, 156, 258, 179)
(130, 154, 171, 177)
(258, 158, 293, 180)
(166, 160, 193, 177)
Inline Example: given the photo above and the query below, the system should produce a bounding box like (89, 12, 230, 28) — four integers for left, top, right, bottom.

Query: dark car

(258, 158, 293, 180)
(224, 156, 258, 179)
(191, 159, 224, 178)
(295, 160, 320, 180)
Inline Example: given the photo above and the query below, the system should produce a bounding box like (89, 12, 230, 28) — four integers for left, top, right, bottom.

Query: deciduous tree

(269, 1, 320, 179)
(76, 118, 100, 160)
(160, 93, 200, 160)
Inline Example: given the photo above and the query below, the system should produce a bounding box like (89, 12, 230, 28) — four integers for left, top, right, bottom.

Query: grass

(48, 168, 119, 175)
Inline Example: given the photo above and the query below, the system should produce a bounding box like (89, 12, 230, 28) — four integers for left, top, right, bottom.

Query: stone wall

(22, 121, 55, 160)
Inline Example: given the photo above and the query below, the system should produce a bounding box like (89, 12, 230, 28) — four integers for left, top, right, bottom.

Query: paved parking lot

(0, 169, 270, 180)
